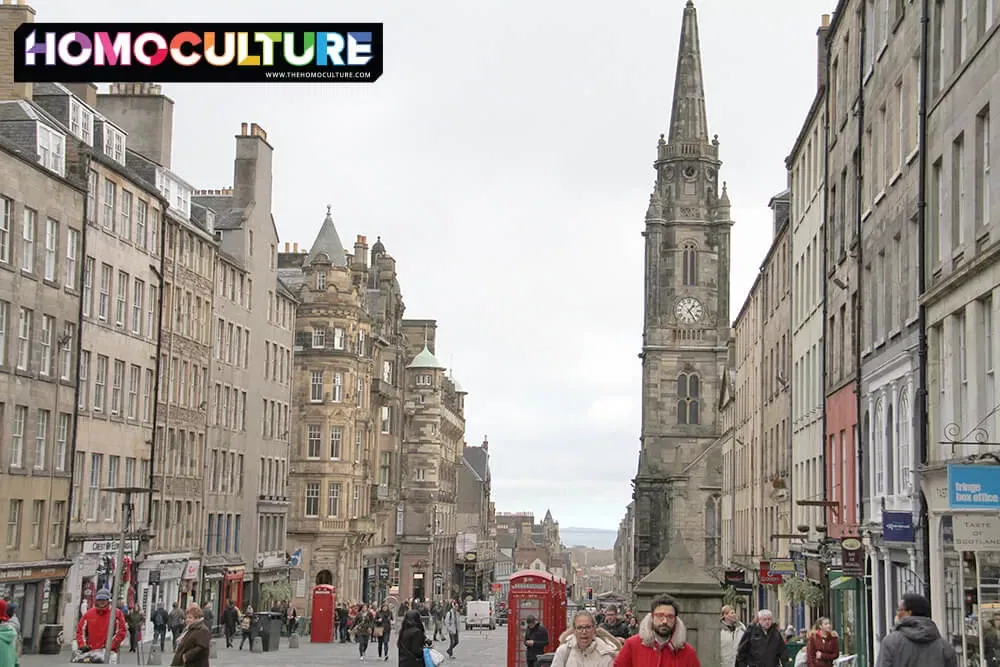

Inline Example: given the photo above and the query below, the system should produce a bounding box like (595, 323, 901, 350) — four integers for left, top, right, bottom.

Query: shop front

(252, 555, 289, 609)
(923, 461, 1000, 667)
(204, 565, 245, 618)
(0, 561, 71, 653)
(828, 568, 869, 666)
(136, 554, 195, 636)
(62, 538, 137, 643)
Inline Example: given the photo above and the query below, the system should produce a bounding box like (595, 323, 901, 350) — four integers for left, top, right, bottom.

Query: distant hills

(561, 527, 617, 550)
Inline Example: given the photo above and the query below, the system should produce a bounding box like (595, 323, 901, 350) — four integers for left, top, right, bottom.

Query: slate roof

(304, 205, 347, 267)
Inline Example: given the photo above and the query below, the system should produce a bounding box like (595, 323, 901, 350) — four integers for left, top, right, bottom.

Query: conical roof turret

(407, 345, 446, 370)
(304, 205, 347, 267)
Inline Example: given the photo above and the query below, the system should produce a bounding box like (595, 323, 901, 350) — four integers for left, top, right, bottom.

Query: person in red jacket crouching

(613, 596, 701, 667)
(76, 589, 127, 656)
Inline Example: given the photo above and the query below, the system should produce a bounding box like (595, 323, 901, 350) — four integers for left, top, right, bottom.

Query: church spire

(667, 0, 709, 144)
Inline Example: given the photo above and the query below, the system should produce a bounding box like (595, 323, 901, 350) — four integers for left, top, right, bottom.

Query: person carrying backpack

(0, 600, 19, 667)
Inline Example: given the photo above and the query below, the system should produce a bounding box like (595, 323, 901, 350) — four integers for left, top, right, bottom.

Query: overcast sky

(44, 0, 831, 531)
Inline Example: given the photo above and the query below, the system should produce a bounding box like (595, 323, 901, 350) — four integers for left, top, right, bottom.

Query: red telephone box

(507, 570, 556, 667)
(310, 585, 337, 643)
(553, 576, 567, 640)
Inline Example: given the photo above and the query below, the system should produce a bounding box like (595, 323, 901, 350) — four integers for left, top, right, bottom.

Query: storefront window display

(940, 515, 1000, 667)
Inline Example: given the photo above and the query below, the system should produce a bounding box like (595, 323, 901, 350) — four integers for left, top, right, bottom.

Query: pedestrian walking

(375, 604, 393, 661)
(552, 610, 620, 667)
(170, 604, 210, 667)
(613, 596, 699, 667)
(720, 605, 746, 667)
(354, 606, 374, 659)
(238, 605, 254, 650)
(600, 607, 631, 641)
(444, 601, 461, 658)
(0, 600, 20, 667)
(127, 605, 145, 652)
(524, 614, 550, 667)
(168, 603, 185, 650)
(151, 603, 170, 653)
(805, 617, 838, 667)
(875, 593, 957, 667)
(221, 602, 238, 648)
(736, 609, 785, 667)
(397, 610, 431, 667)
(432, 602, 445, 641)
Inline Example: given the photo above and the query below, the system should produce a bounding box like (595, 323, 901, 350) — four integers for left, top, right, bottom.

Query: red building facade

(825, 385, 858, 538)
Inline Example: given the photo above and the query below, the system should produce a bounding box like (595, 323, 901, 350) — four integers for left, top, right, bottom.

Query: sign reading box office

(952, 515, 1000, 551)
(948, 464, 1000, 510)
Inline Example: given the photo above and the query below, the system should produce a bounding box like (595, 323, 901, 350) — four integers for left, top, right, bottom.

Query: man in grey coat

(876, 592, 956, 667)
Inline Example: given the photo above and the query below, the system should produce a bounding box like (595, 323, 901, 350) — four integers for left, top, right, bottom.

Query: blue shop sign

(947, 464, 1000, 509)
(882, 511, 914, 543)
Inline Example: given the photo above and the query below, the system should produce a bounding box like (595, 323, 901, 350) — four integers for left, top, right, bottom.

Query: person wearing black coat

(523, 615, 550, 667)
(397, 609, 431, 667)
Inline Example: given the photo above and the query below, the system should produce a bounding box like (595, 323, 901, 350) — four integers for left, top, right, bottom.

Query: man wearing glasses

(613, 597, 700, 667)
(552, 611, 620, 667)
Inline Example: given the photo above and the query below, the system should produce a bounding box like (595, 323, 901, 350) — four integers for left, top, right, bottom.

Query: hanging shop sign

(841, 537, 865, 577)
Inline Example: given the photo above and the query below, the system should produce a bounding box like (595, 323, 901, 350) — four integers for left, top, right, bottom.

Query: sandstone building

(0, 8, 87, 643)
(632, 0, 731, 581)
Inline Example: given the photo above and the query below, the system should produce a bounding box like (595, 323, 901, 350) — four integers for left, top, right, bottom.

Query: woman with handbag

(375, 604, 393, 661)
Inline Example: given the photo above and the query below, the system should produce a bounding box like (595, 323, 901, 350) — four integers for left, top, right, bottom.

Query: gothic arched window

(705, 495, 722, 567)
(677, 372, 700, 425)
(682, 243, 697, 286)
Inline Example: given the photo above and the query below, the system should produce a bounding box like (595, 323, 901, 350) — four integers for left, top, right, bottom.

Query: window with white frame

(307, 425, 321, 458)
(120, 190, 132, 240)
(381, 406, 390, 434)
(330, 426, 343, 459)
(78, 351, 89, 410)
(37, 123, 65, 176)
(82, 257, 94, 317)
(69, 98, 94, 145)
(416, 374, 432, 387)
(312, 328, 325, 348)
(21, 208, 35, 273)
(111, 359, 124, 415)
(315, 271, 326, 290)
(304, 483, 320, 517)
(383, 360, 393, 384)
(333, 327, 345, 349)
(39, 314, 53, 376)
(132, 278, 144, 335)
(56, 413, 69, 472)
(10, 405, 26, 468)
(0, 197, 10, 263)
(94, 354, 107, 412)
(34, 409, 48, 469)
(327, 482, 340, 517)
(0, 300, 8, 367)
(356, 376, 363, 406)
(43, 218, 57, 281)
(16, 307, 31, 371)
(128, 364, 140, 419)
(310, 371, 323, 402)
(332, 373, 343, 402)
(358, 330, 365, 356)
(60, 323, 73, 381)
(116, 270, 128, 327)
(65, 228, 78, 289)
(97, 263, 110, 321)
(103, 179, 116, 231)
(103, 124, 126, 163)
(136, 199, 147, 249)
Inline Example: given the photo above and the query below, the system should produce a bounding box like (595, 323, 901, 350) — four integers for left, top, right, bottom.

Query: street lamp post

(102, 486, 147, 659)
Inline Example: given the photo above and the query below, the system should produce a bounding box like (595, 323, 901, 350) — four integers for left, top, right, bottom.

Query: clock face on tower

(675, 296, 704, 324)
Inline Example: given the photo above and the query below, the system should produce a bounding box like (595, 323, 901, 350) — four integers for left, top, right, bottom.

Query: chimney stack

(817, 14, 831, 89)
(97, 82, 175, 168)
(482, 435, 489, 451)
(353, 235, 368, 270)
(293, 242, 299, 253)
(233, 121, 273, 215)
(64, 83, 99, 108)
(0, 0, 35, 101)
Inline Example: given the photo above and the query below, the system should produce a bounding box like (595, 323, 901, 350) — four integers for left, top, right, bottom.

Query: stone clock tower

(632, 0, 733, 581)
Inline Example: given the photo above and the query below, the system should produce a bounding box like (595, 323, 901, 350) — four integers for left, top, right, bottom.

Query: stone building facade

(855, 0, 924, 653)
(25, 81, 171, 636)
(282, 213, 384, 605)
(632, 0, 731, 582)
(0, 25, 87, 645)
(102, 83, 216, 616)
(920, 1, 999, 664)
(397, 320, 467, 602)
(787, 19, 828, 580)
(191, 121, 297, 612)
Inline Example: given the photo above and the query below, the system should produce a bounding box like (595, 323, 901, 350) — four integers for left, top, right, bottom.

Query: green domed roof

(407, 345, 446, 370)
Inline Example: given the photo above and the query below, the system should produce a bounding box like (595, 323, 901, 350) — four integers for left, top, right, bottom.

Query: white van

(465, 600, 495, 630)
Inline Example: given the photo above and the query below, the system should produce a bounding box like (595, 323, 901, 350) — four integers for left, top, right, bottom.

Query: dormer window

(37, 123, 66, 177)
(416, 374, 433, 387)
(315, 271, 326, 290)
(69, 99, 94, 146)
(103, 123, 126, 164)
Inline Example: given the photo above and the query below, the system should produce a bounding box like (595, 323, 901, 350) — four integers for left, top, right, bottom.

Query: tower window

(682, 243, 697, 286)
(677, 372, 700, 425)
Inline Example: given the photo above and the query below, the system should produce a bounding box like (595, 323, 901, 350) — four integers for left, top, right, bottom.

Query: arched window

(316, 569, 333, 585)
(677, 372, 700, 425)
(885, 402, 895, 495)
(682, 243, 697, 286)
(873, 400, 884, 495)
(704, 495, 722, 567)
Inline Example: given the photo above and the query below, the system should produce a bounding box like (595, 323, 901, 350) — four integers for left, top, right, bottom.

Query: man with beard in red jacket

(614, 596, 701, 667)
(75, 589, 127, 656)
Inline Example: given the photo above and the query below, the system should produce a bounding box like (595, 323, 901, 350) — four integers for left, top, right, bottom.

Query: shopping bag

(423, 646, 446, 667)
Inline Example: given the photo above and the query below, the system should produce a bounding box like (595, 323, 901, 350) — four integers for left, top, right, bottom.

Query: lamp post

(102, 486, 147, 659)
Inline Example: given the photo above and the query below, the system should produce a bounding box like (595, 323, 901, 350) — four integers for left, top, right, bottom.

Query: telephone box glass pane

(515, 598, 542, 667)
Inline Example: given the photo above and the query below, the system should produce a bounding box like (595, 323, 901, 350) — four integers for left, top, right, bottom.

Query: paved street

(20, 626, 510, 667)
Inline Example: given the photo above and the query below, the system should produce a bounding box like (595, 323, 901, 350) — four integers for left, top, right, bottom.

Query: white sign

(952, 515, 1000, 550)
(83, 540, 134, 554)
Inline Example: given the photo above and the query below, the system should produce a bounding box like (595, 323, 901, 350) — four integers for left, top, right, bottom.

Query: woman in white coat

(551, 610, 621, 667)
(720, 605, 746, 667)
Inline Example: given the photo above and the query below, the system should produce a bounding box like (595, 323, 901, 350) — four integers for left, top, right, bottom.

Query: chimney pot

(293, 242, 299, 253)
(284, 242, 289, 252)
(240, 122, 248, 136)
(821, 13, 830, 27)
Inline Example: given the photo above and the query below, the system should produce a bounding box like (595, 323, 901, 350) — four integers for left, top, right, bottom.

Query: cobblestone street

(20, 627, 510, 667)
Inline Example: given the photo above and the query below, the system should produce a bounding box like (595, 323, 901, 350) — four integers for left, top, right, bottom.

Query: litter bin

(785, 640, 806, 667)
(535, 653, 556, 667)
(259, 612, 283, 652)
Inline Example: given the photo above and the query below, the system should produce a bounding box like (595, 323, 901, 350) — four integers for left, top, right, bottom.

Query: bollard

(147, 645, 162, 666)
(209, 639, 218, 659)
(251, 636, 263, 653)
(288, 633, 300, 649)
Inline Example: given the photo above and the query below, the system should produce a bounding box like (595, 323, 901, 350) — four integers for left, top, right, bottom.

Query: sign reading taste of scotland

(948, 464, 1000, 509)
